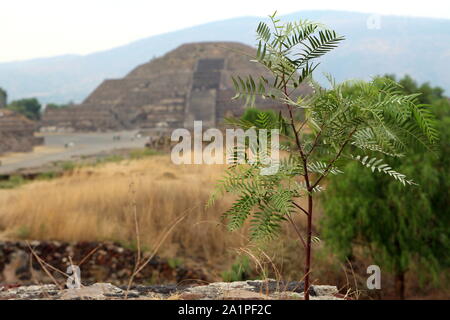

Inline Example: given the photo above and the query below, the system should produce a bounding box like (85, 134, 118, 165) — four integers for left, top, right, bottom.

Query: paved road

(0, 131, 147, 174)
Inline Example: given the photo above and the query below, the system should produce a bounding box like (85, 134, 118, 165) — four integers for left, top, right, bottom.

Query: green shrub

(130, 148, 160, 160)
(61, 161, 76, 171)
(221, 256, 253, 282)
(0, 175, 25, 189)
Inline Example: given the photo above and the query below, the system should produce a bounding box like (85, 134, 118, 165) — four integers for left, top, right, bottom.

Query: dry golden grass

(0, 155, 254, 272)
(0, 153, 322, 282)
(0, 154, 323, 281)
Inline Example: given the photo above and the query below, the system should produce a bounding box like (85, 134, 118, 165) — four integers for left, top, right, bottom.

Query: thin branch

(26, 241, 64, 290)
(292, 201, 309, 216)
(130, 182, 142, 274)
(125, 214, 186, 298)
(287, 215, 307, 250)
(296, 117, 308, 135)
(78, 244, 101, 267)
(126, 181, 142, 299)
(306, 124, 325, 158)
(281, 64, 309, 183)
(28, 254, 52, 299)
(312, 128, 357, 189)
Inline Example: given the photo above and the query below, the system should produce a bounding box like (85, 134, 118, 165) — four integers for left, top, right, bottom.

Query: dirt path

(0, 131, 147, 174)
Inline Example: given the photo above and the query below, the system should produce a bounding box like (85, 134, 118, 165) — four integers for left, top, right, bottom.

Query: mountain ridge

(1, 10, 449, 103)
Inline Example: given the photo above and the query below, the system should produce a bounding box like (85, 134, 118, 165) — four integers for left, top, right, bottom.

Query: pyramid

(41, 42, 312, 132)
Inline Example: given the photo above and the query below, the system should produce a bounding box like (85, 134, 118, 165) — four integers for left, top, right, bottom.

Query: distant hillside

(0, 10, 449, 103)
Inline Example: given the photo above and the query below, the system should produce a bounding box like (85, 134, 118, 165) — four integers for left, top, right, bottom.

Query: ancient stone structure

(41, 42, 312, 133)
(0, 109, 43, 155)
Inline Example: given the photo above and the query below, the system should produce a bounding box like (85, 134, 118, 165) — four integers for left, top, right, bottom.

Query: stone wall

(0, 280, 343, 300)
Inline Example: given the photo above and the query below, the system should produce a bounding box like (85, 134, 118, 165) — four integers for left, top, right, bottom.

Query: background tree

(7, 98, 42, 120)
(45, 101, 73, 110)
(208, 13, 437, 299)
(384, 74, 446, 104)
(0, 87, 7, 109)
(321, 77, 449, 299)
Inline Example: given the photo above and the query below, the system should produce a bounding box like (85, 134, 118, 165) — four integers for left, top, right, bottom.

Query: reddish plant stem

(287, 215, 307, 250)
(280, 68, 356, 299)
(304, 193, 313, 300)
(281, 72, 313, 300)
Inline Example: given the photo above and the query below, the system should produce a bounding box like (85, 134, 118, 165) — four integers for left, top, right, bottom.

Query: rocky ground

(0, 280, 344, 300)
(1, 241, 345, 300)
(0, 241, 209, 285)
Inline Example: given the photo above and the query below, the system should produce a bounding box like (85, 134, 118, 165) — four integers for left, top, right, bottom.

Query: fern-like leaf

(351, 155, 416, 186)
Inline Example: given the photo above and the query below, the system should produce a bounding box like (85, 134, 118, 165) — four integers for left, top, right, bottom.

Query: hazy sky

(1, 0, 449, 63)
